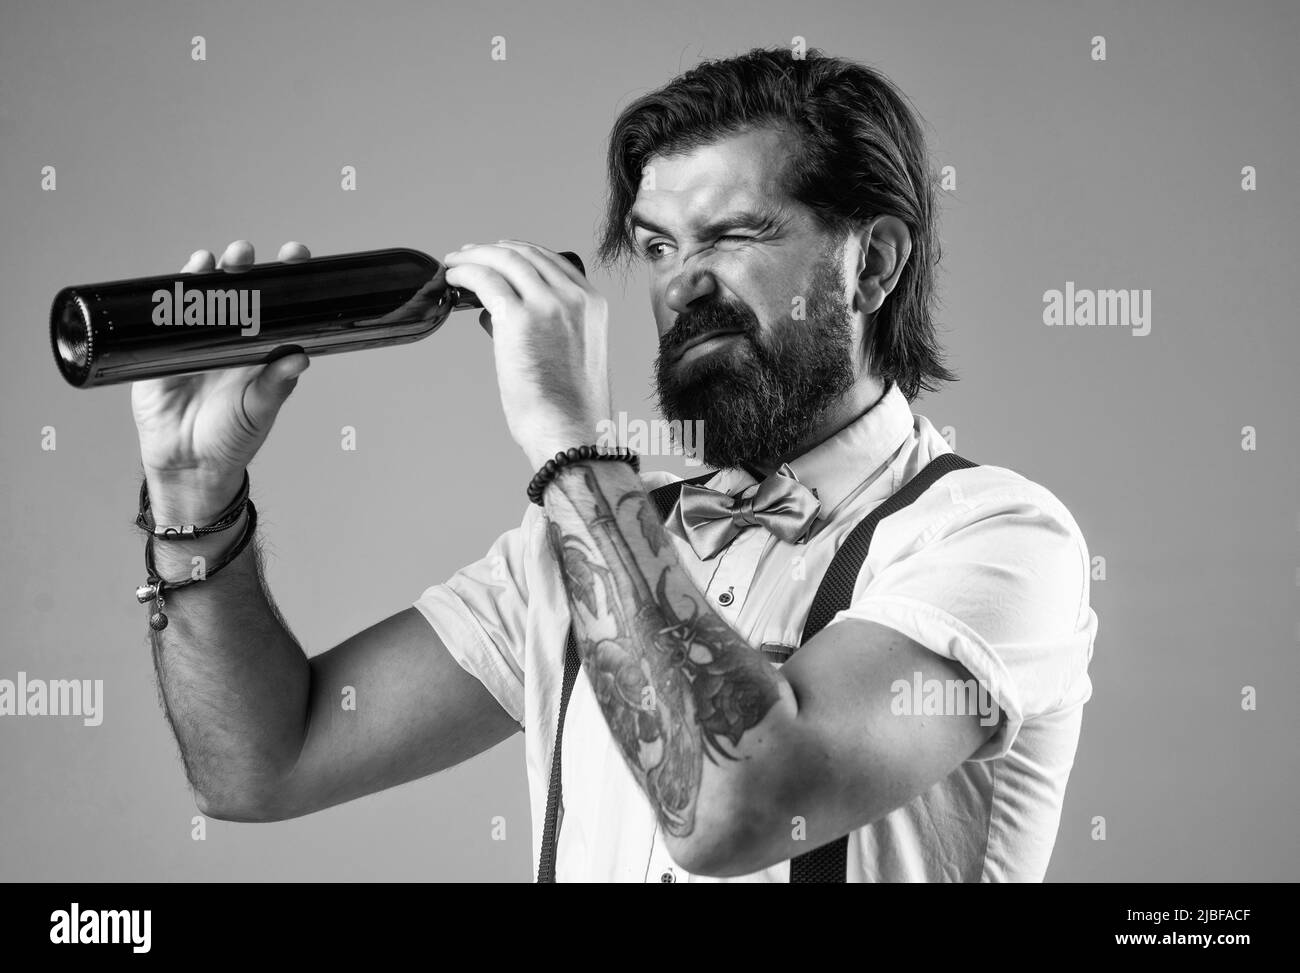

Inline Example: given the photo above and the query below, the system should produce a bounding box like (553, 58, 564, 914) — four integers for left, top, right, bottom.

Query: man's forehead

(632, 129, 795, 224)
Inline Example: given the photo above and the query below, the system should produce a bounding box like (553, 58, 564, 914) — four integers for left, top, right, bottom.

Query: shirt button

(717, 591, 734, 606)
(660, 870, 676, 883)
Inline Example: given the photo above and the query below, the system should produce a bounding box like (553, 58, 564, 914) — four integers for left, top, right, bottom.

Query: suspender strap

(536, 472, 713, 882)
(788, 451, 977, 882)
(535, 627, 582, 883)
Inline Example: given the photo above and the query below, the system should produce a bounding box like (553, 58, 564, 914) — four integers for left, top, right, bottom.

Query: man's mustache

(659, 302, 759, 357)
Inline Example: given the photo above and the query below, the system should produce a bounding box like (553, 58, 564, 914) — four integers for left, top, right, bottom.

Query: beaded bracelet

(527, 445, 640, 505)
(136, 470, 250, 540)
(136, 500, 258, 631)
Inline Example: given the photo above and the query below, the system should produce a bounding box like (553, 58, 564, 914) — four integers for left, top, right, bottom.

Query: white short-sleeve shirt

(413, 382, 1099, 882)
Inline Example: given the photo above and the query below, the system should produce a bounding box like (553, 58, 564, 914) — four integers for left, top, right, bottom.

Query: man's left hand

(443, 240, 613, 472)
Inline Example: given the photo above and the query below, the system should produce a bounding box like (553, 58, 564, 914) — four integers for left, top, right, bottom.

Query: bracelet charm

(148, 585, 168, 631)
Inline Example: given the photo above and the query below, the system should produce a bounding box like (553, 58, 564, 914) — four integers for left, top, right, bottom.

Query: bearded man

(137, 47, 1097, 883)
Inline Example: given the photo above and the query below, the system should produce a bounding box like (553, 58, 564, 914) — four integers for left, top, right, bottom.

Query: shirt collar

(704, 379, 914, 519)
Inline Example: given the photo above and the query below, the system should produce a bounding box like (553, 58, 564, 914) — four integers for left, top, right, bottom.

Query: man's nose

(664, 267, 718, 315)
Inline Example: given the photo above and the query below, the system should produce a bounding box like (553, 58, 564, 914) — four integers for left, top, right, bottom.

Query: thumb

(243, 352, 310, 428)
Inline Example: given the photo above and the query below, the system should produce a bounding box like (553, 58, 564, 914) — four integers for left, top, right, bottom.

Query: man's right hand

(131, 240, 313, 522)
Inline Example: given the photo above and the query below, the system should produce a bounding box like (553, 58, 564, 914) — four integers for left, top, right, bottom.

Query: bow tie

(677, 471, 822, 561)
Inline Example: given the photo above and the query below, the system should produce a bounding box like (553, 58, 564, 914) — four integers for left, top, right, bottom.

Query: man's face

(630, 127, 865, 470)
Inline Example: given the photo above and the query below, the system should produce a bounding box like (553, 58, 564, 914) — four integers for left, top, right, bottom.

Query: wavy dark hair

(596, 47, 956, 400)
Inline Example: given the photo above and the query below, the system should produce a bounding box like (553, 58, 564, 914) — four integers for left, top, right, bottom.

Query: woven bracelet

(136, 470, 250, 540)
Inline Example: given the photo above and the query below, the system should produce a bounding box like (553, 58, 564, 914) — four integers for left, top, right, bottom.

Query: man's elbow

(194, 788, 261, 822)
(664, 775, 793, 878)
(665, 718, 844, 877)
(193, 781, 293, 823)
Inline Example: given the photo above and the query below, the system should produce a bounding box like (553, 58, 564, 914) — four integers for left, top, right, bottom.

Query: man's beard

(653, 247, 857, 470)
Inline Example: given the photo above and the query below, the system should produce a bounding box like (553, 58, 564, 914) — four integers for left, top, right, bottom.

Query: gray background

(1, 0, 1296, 881)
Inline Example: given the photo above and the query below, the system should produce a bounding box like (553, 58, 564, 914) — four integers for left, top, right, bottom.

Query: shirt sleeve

(828, 476, 1096, 761)
(412, 501, 541, 727)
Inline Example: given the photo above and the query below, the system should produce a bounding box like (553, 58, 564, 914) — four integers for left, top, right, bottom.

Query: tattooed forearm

(543, 461, 782, 838)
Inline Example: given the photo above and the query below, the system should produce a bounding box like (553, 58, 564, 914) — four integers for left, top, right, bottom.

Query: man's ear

(852, 215, 912, 316)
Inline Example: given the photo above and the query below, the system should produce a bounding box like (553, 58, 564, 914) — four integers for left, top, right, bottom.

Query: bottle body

(50, 247, 584, 388)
